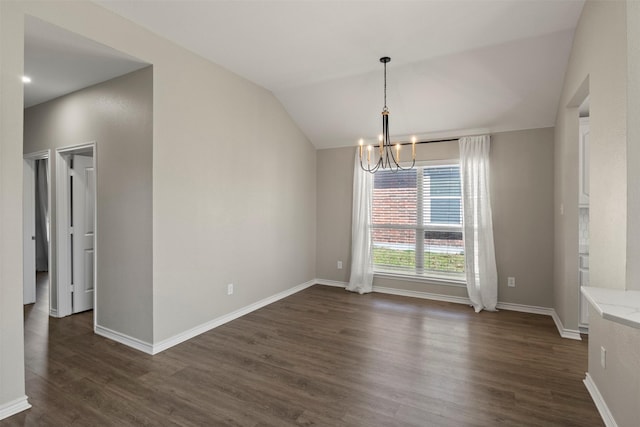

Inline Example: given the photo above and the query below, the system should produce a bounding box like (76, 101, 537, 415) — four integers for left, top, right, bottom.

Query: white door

(23, 160, 36, 305)
(71, 154, 95, 313)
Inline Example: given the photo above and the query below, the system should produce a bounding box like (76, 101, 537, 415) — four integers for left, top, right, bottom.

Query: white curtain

(459, 135, 498, 312)
(347, 150, 374, 294)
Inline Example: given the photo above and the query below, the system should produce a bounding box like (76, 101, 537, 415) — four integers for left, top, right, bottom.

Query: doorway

(578, 96, 590, 332)
(55, 143, 97, 318)
(23, 151, 51, 312)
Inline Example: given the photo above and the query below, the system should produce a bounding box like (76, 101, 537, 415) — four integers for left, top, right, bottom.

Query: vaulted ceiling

(26, 1, 585, 149)
(24, 16, 149, 108)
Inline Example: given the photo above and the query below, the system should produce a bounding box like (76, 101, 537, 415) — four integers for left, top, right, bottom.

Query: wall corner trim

(94, 325, 154, 355)
(551, 310, 582, 340)
(151, 280, 317, 355)
(584, 373, 619, 427)
(0, 396, 31, 421)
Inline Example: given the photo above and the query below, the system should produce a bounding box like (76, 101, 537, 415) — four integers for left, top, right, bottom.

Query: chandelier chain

(383, 60, 387, 110)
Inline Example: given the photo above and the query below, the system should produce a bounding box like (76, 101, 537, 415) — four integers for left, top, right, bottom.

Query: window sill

(374, 271, 467, 287)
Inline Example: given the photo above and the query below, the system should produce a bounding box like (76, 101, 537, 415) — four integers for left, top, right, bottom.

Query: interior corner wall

(316, 127, 555, 308)
(23, 67, 154, 343)
(0, 0, 28, 411)
(553, 0, 628, 330)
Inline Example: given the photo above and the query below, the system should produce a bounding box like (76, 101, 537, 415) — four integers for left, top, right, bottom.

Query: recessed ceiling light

(22, 76, 32, 83)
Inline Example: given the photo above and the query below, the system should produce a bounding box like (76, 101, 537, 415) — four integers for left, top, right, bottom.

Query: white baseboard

(151, 280, 317, 354)
(314, 279, 579, 340)
(584, 373, 618, 427)
(315, 279, 471, 307)
(315, 279, 553, 312)
(94, 325, 154, 355)
(551, 310, 582, 340)
(0, 396, 31, 421)
(373, 285, 472, 306)
(49, 308, 59, 318)
(495, 301, 554, 316)
(314, 278, 348, 288)
(94, 278, 579, 355)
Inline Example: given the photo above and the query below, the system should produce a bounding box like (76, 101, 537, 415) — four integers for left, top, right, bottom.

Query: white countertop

(581, 287, 640, 329)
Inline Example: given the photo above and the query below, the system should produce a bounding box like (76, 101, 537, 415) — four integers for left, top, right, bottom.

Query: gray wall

(554, 0, 628, 332)
(0, 0, 28, 408)
(626, 0, 640, 291)
(587, 313, 640, 427)
(147, 29, 317, 345)
(317, 127, 555, 308)
(24, 67, 154, 343)
(491, 129, 555, 307)
(554, 3, 639, 426)
(1, 0, 317, 410)
(554, 0, 628, 330)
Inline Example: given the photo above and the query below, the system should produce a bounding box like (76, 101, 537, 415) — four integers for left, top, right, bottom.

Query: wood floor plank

(1, 274, 603, 426)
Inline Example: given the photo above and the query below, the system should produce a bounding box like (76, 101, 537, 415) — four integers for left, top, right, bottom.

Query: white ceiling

(28, 1, 585, 149)
(24, 16, 149, 108)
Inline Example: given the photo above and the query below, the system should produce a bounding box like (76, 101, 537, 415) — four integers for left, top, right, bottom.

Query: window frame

(371, 159, 466, 286)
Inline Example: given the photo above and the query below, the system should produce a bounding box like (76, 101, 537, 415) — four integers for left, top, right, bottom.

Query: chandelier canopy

(359, 57, 416, 173)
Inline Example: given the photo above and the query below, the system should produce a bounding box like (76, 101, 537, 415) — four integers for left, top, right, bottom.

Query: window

(371, 163, 465, 281)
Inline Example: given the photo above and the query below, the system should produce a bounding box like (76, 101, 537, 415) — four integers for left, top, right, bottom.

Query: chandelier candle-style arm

(358, 56, 417, 173)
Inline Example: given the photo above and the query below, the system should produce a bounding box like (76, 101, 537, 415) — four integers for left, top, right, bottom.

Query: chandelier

(359, 56, 416, 173)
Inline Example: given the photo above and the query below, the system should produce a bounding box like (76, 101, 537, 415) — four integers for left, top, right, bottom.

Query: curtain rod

(395, 137, 459, 147)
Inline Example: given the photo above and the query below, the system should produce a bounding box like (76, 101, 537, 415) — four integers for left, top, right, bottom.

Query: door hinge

(70, 284, 76, 293)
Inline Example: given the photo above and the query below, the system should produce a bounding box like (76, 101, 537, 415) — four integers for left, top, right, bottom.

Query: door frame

(55, 142, 97, 321)
(23, 150, 51, 308)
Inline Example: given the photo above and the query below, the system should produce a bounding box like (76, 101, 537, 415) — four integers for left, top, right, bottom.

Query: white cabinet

(579, 117, 590, 206)
(579, 263, 589, 327)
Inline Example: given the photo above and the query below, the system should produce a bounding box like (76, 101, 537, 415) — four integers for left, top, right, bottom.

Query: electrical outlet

(601, 346, 606, 369)
(337, 261, 343, 269)
(507, 277, 516, 287)
(227, 283, 234, 295)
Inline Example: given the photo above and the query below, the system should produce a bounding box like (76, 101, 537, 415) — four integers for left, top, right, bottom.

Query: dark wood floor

(3, 274, 603, 426)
